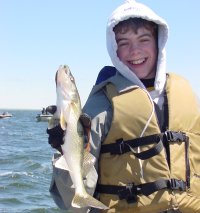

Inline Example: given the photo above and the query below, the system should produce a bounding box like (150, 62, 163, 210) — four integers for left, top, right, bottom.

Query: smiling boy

(114, 18, 158, 80)
(48, 1, 200, 213)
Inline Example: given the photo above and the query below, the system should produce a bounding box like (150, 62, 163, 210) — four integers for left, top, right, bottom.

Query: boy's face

(115, 26, 158, 79)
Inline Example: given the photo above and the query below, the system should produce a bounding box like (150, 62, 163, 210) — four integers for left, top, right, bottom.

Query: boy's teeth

(131, 58, 145, 64)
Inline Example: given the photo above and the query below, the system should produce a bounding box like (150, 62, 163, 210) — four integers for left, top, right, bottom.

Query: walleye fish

(54, 65, 108, 210)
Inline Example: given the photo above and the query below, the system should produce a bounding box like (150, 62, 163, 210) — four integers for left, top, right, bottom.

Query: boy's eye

(140, 38, 150, 42)
(118, 41, 128, 47)
(139, 35, 153, 43)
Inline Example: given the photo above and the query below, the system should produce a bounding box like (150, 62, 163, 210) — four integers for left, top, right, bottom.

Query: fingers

(80, 113, 91, 128)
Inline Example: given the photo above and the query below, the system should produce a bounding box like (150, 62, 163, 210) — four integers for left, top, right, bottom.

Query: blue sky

(0, 0, 199, 110)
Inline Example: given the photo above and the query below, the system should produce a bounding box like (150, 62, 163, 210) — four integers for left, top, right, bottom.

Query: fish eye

(70, 76, 74, 81)
(64, 69, 69, 75)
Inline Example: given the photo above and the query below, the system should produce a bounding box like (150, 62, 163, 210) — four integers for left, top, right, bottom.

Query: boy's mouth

(129, 58, 146, 65)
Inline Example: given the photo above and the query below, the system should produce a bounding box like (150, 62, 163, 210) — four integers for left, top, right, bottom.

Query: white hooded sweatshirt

(106, 0, 169, 106)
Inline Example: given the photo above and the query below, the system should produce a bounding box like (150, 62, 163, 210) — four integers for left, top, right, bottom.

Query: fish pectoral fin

(60, 110, 67, 130)
(72, 193, 109, 210)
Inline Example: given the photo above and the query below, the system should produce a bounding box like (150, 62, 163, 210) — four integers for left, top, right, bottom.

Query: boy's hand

(46, 105, 91, 153)
(47, 123, 64, 150)
(46, 105, 64, 153)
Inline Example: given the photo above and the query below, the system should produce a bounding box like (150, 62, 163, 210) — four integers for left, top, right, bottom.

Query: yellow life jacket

(97, 73, 200, 213)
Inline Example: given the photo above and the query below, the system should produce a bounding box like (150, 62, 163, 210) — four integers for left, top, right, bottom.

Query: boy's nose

(130, 42, 140, 54)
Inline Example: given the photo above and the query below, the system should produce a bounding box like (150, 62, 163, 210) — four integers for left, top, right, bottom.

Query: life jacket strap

(96, 179, 187, 204)
(100, 131, 188, 160)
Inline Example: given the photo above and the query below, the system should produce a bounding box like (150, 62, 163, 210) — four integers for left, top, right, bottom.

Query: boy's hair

(113, 18, 158, 42)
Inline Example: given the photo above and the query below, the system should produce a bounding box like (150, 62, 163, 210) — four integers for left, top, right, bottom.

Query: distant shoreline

(0, 108, 41, 111)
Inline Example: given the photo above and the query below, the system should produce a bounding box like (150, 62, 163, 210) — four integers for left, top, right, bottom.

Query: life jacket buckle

(118, 183, 139, 203)
(164, 131, 186, 142)
(169, 179, 186, 191)
(111, 138, 125, 154)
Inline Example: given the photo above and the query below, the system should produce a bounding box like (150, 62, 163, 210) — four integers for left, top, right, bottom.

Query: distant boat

(0, 112, 13, 119)
(36, 113, 52, 122)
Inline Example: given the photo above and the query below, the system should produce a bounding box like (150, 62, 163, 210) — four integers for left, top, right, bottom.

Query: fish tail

(72, 193, 109, 210)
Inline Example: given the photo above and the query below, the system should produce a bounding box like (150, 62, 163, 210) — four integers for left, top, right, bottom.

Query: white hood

(106, 0, 169, 95)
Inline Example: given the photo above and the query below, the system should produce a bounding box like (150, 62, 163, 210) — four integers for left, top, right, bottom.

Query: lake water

(0, 110, 67, 213)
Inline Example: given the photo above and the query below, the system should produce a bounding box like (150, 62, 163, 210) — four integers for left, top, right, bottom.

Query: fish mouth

(55, 65, 73, 86)
(55, 71, 58, 85)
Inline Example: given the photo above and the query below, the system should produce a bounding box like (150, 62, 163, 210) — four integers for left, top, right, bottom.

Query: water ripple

(0, 110, 62, 212)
